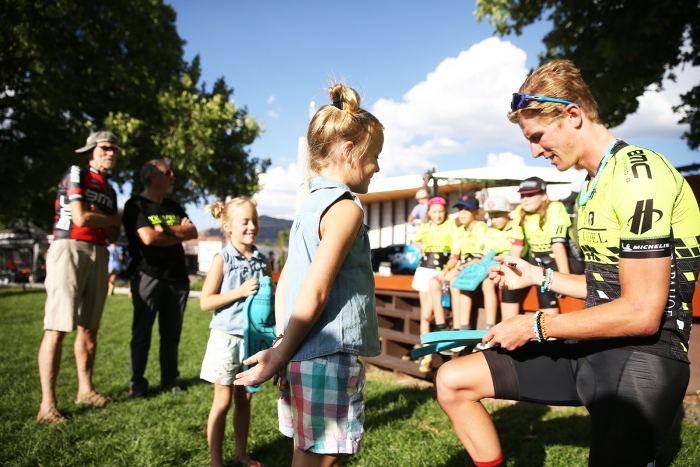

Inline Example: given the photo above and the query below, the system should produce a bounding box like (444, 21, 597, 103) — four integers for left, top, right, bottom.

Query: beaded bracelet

(539, 313, 548, 340)
(540, 268, 553, 293)
(533, 311, 544, 342)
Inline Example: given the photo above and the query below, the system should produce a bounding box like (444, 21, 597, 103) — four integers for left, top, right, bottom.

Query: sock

(460, 324, 471, 331)
(435, 323, 448, 332)
(473, 454, 505, 467)
(485, 324, 494, 331)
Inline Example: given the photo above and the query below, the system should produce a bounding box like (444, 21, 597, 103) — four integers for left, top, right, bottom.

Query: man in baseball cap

(517, 176, 546, 195)
(408, 187, 431, 223)
(37, 130, 121, 425)
(74, 130, 120, 153)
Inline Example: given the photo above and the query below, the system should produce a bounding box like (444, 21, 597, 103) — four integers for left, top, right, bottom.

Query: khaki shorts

(44, 239, 109, 332)
(200, 329, 245, 385)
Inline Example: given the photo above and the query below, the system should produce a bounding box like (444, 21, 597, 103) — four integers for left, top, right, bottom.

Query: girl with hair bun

(199, 196, 271, 467)
(235, 82, 383, 466)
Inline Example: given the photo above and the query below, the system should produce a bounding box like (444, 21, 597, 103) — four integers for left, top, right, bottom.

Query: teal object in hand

(452, 250, 500, 291)
(243, 276, 276, 394)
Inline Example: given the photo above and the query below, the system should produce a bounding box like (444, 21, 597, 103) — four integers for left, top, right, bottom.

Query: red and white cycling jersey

(52, 165, 117, 244)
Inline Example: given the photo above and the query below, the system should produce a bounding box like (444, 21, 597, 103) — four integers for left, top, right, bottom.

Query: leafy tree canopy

(475, 0, 700, 149)
(1, 0, 267, 230)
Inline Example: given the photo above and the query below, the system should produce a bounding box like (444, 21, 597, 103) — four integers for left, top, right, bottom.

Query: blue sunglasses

(511, 93, 579, 112)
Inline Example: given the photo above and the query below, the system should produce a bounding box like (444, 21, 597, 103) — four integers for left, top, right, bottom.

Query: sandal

(75, 391, 112, 407)
(419, 356, 433, 373)
(37, 407, 67, 426)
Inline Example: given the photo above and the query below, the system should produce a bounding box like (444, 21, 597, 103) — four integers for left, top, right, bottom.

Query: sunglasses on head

(511, 93, 579, 112)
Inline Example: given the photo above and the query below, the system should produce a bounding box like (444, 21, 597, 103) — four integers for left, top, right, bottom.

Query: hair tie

(332, 96, 343, 110)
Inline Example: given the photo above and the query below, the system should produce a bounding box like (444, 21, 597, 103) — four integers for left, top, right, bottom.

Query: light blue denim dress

(284, 176, 380, 361)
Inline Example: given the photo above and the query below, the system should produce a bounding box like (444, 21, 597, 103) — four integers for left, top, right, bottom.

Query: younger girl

(199, 197, 271, 467)
(501, 177, 571, 318)
(412, 196, 458, 372)
(234, 83, 383, 467)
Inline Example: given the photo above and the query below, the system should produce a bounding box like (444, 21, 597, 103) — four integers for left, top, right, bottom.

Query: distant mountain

(202, 215, 293, 244)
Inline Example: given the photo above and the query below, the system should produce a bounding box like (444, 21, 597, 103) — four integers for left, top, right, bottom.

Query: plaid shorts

(278, 353, 366, 454)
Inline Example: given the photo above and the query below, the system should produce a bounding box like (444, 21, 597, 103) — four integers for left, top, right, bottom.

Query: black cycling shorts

(482, 341, 689, 466)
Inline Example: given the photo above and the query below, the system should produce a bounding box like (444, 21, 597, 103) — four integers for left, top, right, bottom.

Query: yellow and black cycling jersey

(453, 220, 489, 263)
(511, 201, 570, 266)
(477, 224, 517, 256)
(578, 140, 700, 363)
(414, 219, 459, 270)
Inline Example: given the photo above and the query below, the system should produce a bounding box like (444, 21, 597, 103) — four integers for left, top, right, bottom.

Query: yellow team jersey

(452, 220, 489, 262)
(512, 201, 571, 265)
(578, 141, 700, 362)
(414, 219, 458, 270)
(480, 225, 515, 256)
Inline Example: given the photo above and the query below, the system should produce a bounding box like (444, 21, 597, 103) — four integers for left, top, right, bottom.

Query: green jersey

(578, 141, 700, 363)
(512, 201, 571, 266)
(453, 220, 489, 262)
(414, 219, 458, 270)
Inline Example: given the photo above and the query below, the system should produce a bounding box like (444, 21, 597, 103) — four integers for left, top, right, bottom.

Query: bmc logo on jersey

(627, 199, 663, 235)
(86, 189, 114, 210)
(627, 150, 652, 179)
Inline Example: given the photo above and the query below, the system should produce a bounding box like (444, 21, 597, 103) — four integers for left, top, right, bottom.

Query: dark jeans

(129, 272, 189, 392)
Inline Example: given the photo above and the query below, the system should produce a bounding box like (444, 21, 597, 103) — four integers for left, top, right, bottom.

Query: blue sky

(165, 0, 700, 228)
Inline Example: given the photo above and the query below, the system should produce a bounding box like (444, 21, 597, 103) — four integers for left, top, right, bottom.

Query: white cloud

(615, 63, 700, 140)
(371, 37, 528, 175)
(486, 152, 526, 167)
(255, 163, 298, 219)
(267, 95, 275, 104)
(267, 110, 279, 118)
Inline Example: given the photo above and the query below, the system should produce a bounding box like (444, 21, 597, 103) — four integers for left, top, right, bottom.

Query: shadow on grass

(364, 384, 437, 431)
(245, 429, 294, 467)
(441, 401, 685, 467)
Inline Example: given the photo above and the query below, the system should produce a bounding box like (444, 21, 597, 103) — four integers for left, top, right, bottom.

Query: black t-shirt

(123, 195, 189, 282)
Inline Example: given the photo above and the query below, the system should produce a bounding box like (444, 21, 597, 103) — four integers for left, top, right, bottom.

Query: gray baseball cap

(75, 131, 119, 153)
(483, 196, 511, 213)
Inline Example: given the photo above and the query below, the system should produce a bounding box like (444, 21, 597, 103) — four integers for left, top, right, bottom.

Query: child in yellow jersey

(412, 196, 458, 372)
(502, 177, 571, 318)
(477, 196, 516, 336)
(431, 194, 488, 340)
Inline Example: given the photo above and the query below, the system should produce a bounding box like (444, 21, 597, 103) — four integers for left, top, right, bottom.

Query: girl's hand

(271, 337, 288, 390)
(234, 347, 286, 387)
(488, 255, 537, 290)
(239, 278, 259, 297)
(481, 314, 536, 351)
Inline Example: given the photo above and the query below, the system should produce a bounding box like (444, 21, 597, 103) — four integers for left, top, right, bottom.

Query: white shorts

(200, 329, 245, 386)
(411, 267, 440, 292)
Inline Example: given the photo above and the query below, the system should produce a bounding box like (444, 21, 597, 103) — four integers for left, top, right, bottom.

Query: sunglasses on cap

(511, 93, 579, 112)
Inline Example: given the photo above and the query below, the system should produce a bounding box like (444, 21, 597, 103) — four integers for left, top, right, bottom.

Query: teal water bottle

(440, 280, 451, 308)
(243, 276, 276, 393)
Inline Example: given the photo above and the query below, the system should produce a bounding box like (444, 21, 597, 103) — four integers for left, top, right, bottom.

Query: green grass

(1, 287, 699, 466)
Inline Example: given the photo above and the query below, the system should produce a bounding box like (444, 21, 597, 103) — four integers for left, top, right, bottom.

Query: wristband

(540, 268, 553, 293)
(540, 313, 548, 341)
(533, 311, 544, 342)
